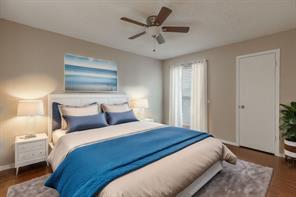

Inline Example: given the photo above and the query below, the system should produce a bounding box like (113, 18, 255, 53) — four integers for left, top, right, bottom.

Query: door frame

(236, 49, 280, 156)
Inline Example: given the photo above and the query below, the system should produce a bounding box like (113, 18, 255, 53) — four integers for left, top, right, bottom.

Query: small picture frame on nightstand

(20, 134, 37, 139)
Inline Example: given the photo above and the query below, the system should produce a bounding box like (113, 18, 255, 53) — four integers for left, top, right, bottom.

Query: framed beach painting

(64, 54, 118, 92)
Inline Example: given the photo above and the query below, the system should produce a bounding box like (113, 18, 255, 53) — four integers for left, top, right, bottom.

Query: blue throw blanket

(45, 126, 211, 197)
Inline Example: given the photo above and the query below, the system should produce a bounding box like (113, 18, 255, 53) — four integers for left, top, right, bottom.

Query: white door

(237, 50, 278, 153)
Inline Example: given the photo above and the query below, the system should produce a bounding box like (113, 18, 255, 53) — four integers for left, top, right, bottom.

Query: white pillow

(101, 103, 130, 113)
(59, 103, 100, 130)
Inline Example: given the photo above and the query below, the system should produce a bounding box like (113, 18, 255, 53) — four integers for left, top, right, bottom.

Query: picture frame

(64, 54, 118, 92)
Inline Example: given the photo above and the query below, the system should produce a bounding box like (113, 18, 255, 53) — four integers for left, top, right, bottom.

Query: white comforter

(48, 122, 237, 197)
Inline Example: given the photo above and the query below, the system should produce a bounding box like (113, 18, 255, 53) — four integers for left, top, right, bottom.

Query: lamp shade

(17, 100, 44, 116)
(131, 98, 149, 109)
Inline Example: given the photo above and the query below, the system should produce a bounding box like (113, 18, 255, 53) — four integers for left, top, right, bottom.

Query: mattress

(48, 122, 237, 197)
(52, 129, 67, 145)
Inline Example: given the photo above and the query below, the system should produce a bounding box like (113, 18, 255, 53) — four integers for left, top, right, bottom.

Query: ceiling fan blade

(162, 26, 190, 33)
(120, 17, 147, 27)
(155, 33, 165, 44)
(128, 31, 146, 39)
(155, 7, 172, 26)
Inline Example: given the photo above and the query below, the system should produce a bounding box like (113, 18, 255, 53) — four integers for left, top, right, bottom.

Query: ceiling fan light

(146, 26, 160, 37)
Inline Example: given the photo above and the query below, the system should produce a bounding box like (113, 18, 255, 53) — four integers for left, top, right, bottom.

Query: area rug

(7, 160, 273, 197)
(195, 160, 273, 197)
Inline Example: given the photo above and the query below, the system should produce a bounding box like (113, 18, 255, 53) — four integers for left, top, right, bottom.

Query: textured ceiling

(1, 0, 296, 60)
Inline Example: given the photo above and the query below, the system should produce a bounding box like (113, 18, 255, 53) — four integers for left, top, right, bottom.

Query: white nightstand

(15, 133, 48, 175)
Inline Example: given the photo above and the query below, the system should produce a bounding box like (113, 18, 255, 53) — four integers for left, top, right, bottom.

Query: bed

(47, 93, 237, 197)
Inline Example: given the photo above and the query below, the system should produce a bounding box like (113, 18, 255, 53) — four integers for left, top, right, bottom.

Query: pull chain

(153, 37, 157, 52)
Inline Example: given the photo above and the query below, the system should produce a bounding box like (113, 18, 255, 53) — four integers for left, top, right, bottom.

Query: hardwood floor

(0, 162, 51, 197)
(0, 145, 295, 197)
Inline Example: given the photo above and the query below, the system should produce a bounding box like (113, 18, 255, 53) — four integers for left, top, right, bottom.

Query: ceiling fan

(120, 6, 190, 46)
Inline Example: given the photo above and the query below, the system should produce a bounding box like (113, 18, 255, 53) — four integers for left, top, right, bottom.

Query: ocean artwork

(64, 54, 118, 92)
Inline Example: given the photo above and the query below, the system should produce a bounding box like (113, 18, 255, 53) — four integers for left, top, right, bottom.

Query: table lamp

(17, 100, 44, 139)
(130, 98, 149, 120)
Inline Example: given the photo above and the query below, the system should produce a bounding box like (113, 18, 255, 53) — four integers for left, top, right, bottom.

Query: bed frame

(177, 161, 222, 196)
(47, 93, 222, 196)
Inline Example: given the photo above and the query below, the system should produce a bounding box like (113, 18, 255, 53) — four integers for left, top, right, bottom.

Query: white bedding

(48, 122, 237, 197)
(52, 129, 67, 145)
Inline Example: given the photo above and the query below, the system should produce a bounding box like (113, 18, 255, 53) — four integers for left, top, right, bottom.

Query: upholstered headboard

(48, 93, 129, 141)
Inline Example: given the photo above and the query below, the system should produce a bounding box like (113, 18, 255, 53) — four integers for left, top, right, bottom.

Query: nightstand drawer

(17, 140, 45, 153)
(17, 149, 46, 162)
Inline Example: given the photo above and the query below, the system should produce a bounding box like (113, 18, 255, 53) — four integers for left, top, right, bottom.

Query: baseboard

(275, 152, 284, 158)
(0, 163, 15, 171)
(218, 139, 238, 146)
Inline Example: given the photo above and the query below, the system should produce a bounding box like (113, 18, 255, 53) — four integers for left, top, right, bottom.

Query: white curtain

(190, 60, 208, 132)
(169, 65, 183, 127)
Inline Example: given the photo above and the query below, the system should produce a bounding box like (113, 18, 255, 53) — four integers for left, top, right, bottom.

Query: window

(182, 64, 192, 128)
(169, 60, 207, 130)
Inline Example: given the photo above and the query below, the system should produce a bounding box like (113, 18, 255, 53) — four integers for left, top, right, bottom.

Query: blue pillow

(106, 110, 138, 125)
(52, 102, 98, 130)
(52, 102, 62, 130)
(63, 113, 108, 133)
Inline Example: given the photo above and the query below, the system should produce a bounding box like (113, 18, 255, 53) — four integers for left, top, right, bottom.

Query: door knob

(240, 105, 245, 109)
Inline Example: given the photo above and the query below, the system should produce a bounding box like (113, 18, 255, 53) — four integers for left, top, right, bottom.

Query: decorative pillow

(106, 110, 138, 125)
(59, 103, 99, 130)
(63, 113, 108, 133)
(52, 102, 62, 130)
(101, 103, 130, 113)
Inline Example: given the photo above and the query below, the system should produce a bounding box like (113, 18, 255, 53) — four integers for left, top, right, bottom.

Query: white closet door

(238, 51, 277, 153)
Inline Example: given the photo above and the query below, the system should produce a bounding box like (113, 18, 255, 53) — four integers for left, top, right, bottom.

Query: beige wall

(163, 29, 296, 143)
(0, 19, 163, 166)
